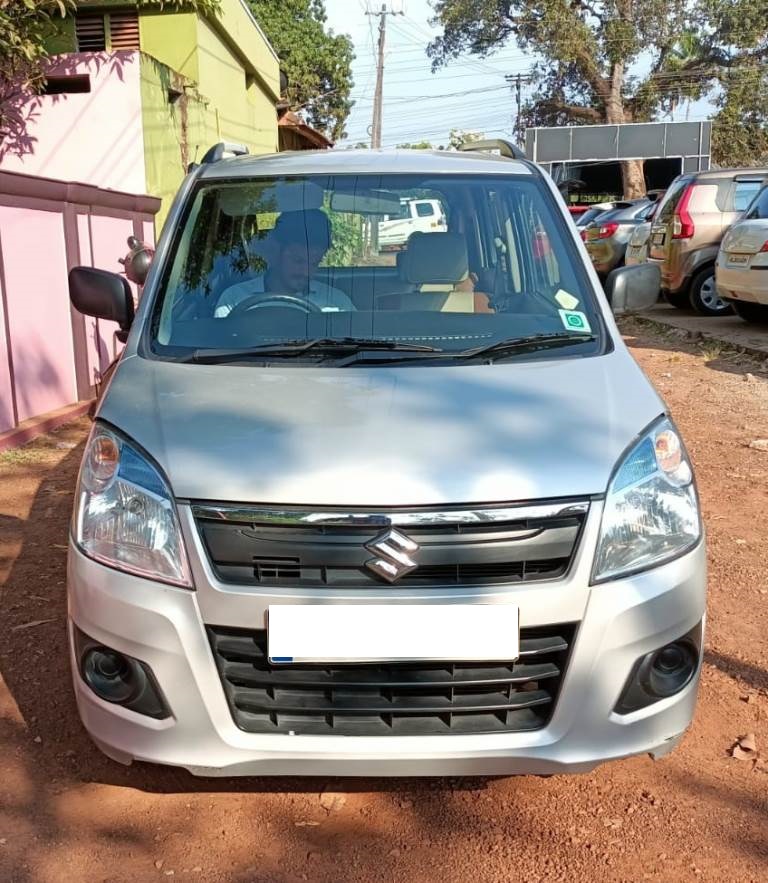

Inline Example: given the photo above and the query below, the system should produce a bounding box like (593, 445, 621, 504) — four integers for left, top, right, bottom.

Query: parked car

(648, 168, 768, 315)
(716, 182, 768, 323)
(378, 197, 447, 248)
(573, 202, 618, 228)
(583, 199, 658, 276)
(625, 195, 664, 267)
(66, 143, 704, 779)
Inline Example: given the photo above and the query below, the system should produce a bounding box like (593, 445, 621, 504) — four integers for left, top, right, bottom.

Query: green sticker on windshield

(558, 309, 592, 333)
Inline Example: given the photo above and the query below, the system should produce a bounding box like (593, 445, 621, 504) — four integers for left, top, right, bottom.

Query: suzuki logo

(364, 528, 419, 583)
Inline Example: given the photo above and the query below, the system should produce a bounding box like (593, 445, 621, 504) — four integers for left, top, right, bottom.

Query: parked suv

(66, 144, 704, 778)
(716, 182, 768, 323)
(648, 168, 768, 315)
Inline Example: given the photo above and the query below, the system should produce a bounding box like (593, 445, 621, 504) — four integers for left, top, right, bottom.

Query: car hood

(100, 350, 664, 506)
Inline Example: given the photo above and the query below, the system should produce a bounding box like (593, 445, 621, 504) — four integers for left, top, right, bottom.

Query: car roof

(690, 167, 768, 181)
(591, 201, 650, 221)
(198, 148, 534, 180)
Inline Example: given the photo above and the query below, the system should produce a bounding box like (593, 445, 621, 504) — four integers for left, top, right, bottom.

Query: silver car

(66, 145, 704, 777)
(716, 182, 768, 323)
(583, 200, 658, 276)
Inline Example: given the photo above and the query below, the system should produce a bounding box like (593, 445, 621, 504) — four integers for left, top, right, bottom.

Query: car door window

(745, 186, 768, 220)
(733, 181, 763, 212)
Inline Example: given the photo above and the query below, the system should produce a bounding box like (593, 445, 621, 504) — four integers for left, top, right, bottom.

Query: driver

(214, 209, 355, 316)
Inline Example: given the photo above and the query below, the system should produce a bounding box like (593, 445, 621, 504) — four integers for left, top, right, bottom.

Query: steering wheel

(228, 293, 322, 316)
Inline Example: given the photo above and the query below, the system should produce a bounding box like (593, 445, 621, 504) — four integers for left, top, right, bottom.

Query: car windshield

(151, 173, 601, 364)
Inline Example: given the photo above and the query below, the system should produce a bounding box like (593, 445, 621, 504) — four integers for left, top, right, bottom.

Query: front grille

(193, 500, 588, 588)
(208, 624, 575, 736)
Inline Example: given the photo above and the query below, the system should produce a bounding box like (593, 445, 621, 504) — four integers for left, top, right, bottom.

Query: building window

(75, 15, 106, 52)
(75, 12, 140, 52)
(109, 12, 141, 50)
(42, 75, 92, 95)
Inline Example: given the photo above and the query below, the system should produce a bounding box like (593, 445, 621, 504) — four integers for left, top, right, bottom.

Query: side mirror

(69, 267, 135, 342)
(604, 263, 660, 315)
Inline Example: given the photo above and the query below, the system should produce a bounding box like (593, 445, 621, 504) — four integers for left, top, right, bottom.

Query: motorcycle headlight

(593, 417, 701, 583)
(74, 425, 192, 587)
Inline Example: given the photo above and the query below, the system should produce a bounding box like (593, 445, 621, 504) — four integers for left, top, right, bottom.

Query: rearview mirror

(69, 267, 135, 342)
(330, 189, 403, 215)
(604, 263, 660, 315)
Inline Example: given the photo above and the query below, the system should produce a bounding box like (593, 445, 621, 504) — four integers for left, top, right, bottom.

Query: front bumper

(67, 504, 707, 777)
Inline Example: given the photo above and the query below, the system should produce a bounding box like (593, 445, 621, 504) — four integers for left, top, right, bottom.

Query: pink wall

(0, 206, 76, 424)
(0, 274, 15, 433)
(0, 53, 146, 194)
(0, 170, 160, 437)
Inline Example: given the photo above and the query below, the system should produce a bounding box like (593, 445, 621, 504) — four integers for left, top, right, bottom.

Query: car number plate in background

(268, 604, 519, 664)
(728, 254, 750, 265)
(652, 232, 665, 246)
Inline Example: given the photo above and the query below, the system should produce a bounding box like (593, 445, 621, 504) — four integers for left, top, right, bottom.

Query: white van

(378, 197, 447, 248)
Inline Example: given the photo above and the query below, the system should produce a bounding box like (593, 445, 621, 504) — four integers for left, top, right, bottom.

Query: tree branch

(534, 99, 602, 123)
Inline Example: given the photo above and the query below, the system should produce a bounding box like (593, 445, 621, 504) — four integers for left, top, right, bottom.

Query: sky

(323, 0, 715, 149)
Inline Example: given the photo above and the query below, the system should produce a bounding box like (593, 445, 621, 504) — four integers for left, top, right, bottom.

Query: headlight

(593, 417, 701, 583)
(74, 425, 192, 587)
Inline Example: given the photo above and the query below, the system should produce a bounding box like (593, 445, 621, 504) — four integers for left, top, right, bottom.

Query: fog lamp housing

(74, 626, 171, 719)
(615, 622, 702, 714)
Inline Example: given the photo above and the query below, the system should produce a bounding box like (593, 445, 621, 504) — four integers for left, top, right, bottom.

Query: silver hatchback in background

(583, 200, 658, 277)
(716, 182, 768, 324)
(64, 145, 704, 778)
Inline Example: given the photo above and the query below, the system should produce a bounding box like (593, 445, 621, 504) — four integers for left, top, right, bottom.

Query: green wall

(47, 1, 280, 229)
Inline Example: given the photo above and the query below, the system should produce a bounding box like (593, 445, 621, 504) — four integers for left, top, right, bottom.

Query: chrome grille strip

(190, 500, 590, 527)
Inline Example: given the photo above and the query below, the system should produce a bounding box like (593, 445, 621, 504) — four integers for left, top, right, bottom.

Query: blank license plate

(268, 604, 519, 664)
(728, 254, 750, 265)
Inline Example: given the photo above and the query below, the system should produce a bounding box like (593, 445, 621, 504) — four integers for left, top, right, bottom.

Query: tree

(0, 0, 74, 144)
(447, 128, 484, 150)
(396, 140, 434, 149)
(704, 0, 768, 166)
(248, 0, 354, 142)
(428, 2, 718, 198)
(712, 64, 768, 167)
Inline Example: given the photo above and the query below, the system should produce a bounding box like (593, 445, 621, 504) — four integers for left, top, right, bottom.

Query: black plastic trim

(73, 626, 172, 720)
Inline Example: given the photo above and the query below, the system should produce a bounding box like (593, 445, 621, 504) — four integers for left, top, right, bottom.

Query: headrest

(401, 232, 468, 285)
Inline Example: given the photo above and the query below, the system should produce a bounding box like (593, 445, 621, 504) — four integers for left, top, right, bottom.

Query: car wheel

(664, 290, 692, 310)
(731, 300, 768, 324)
(689, 268, 733, 316)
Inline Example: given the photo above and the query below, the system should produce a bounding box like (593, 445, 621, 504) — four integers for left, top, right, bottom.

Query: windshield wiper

(184, 338, 442, 364)
(455, 332, 598, 362)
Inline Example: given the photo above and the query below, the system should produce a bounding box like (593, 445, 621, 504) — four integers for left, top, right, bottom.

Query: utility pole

(366, 4, 403, 149)
(505, 72, 534, 146)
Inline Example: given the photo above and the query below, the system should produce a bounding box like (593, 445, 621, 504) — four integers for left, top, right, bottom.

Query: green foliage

(247, 0, 354, 142)
(447, 128, 483, 150)
(712, 63, 768, 167)
(428, 1, 709, 129)
(396, 140, 434, 149)
(429, 1, 768, 171)
(323, 210, 363, 267)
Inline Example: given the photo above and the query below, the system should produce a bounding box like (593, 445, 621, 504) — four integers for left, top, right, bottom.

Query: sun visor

(217, 181, 324, 217)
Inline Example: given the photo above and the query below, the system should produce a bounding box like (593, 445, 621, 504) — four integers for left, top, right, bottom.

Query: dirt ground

(1, 322, 767, 883)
